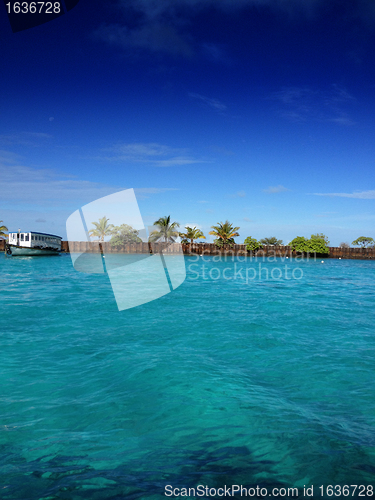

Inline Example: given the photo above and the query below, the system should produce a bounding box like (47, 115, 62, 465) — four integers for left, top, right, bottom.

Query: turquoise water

(1, 253, 375, 499)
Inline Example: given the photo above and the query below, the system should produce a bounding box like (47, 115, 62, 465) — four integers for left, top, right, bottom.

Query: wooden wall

(58, 241, 375, 259)
(1, 238, 373, 259)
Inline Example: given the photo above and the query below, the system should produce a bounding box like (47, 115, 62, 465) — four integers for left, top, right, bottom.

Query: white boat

(6, 231, 62, 256)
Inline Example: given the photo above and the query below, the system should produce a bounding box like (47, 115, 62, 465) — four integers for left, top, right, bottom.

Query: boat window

(25, 234, 29, 241)
(21, 234, 24, 241)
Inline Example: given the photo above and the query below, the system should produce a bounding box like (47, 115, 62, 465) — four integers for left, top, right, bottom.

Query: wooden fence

(60, 241, 375, 259)
(1, 239, 374, 259)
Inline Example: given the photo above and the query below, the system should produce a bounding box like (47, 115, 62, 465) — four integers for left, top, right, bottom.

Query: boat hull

(6, 245, 60, 256)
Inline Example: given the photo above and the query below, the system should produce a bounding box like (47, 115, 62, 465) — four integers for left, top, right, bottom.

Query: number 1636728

(5, 2, 61, 14)
(318, 485, 373, 496)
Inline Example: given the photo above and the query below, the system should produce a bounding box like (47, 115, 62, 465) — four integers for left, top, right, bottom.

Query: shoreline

(1, 240, 374, 259)
(62, 241, 375, 259)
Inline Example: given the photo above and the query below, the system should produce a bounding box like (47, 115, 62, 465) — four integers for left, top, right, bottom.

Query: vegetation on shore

(109, 224, 142, 246)
(3, 215, 373, 252)
(244, 236, 263, 252)
(209, 221, 240, 249)
(179, 226, 205, 245)
(89, 217, 113, 242)
(352, 236, 374, 248)
(0, 221, 8, 240)
(149, 216, 180, 243)
(260, 236, 283, 246)
(288, 234, 330, 255)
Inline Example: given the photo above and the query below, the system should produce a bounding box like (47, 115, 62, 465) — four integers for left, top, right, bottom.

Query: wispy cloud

(314, 212, 339, 218)
(0, 151, 177, 208)
(97, 142, 209, 167)
(270, 85, 356, 125)
(229, 190, 246, 198)
(94, 23, 192, 58)
(243, 217, 254, 222)
(119, 0, 323, 19)
(189, 93, 227, 113)
(96, 0, 375, 60)
(312, 190, 375, 199)
(134, 187, 178, 199)
(327, 114, 354, 126)
(200, 42, 229, 64)
(182, 222, 202, 230)
(0, 132, 52, 147)
(263, 185, 290, 194)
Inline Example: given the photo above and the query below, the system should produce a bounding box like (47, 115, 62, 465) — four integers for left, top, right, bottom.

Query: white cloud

(181, 223, 202, 230)
(263, 185, 290, 194)
(328, 114, 355, 126)
(119, 0, 323, 20)
(100, 0, 321, 60)
(201, 43, 228, 64)
(312, 190, 375, 199)
(94, 23, 192, 57)
(189, 93, 227, 112)
(0, 132, 52, 146)
(229, 190, 246, 198)
(270, 85, 356, 125)
(96, 0, 375, 60)
(314, 212, 339, 218)
(0, 153, 178, 208)
(98, 142, 209, 167)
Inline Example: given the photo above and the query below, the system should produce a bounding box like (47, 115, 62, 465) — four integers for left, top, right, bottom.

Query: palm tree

(0, 220, 8, 240)
(89, 216, 114, 242)
(179, 226, 206, 245)
(149, 216, 180, 243)
(209, 220, 240, 249)
(260, 236, 283, 246)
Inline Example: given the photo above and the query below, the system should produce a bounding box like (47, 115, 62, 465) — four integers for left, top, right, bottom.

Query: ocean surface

(1, 253, 375, 499)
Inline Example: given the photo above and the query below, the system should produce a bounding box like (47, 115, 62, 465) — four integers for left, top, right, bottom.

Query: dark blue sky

(1, 0, 375, 244)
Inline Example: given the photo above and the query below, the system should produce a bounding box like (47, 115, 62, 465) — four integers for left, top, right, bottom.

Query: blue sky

(1, 0, 375, 245)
